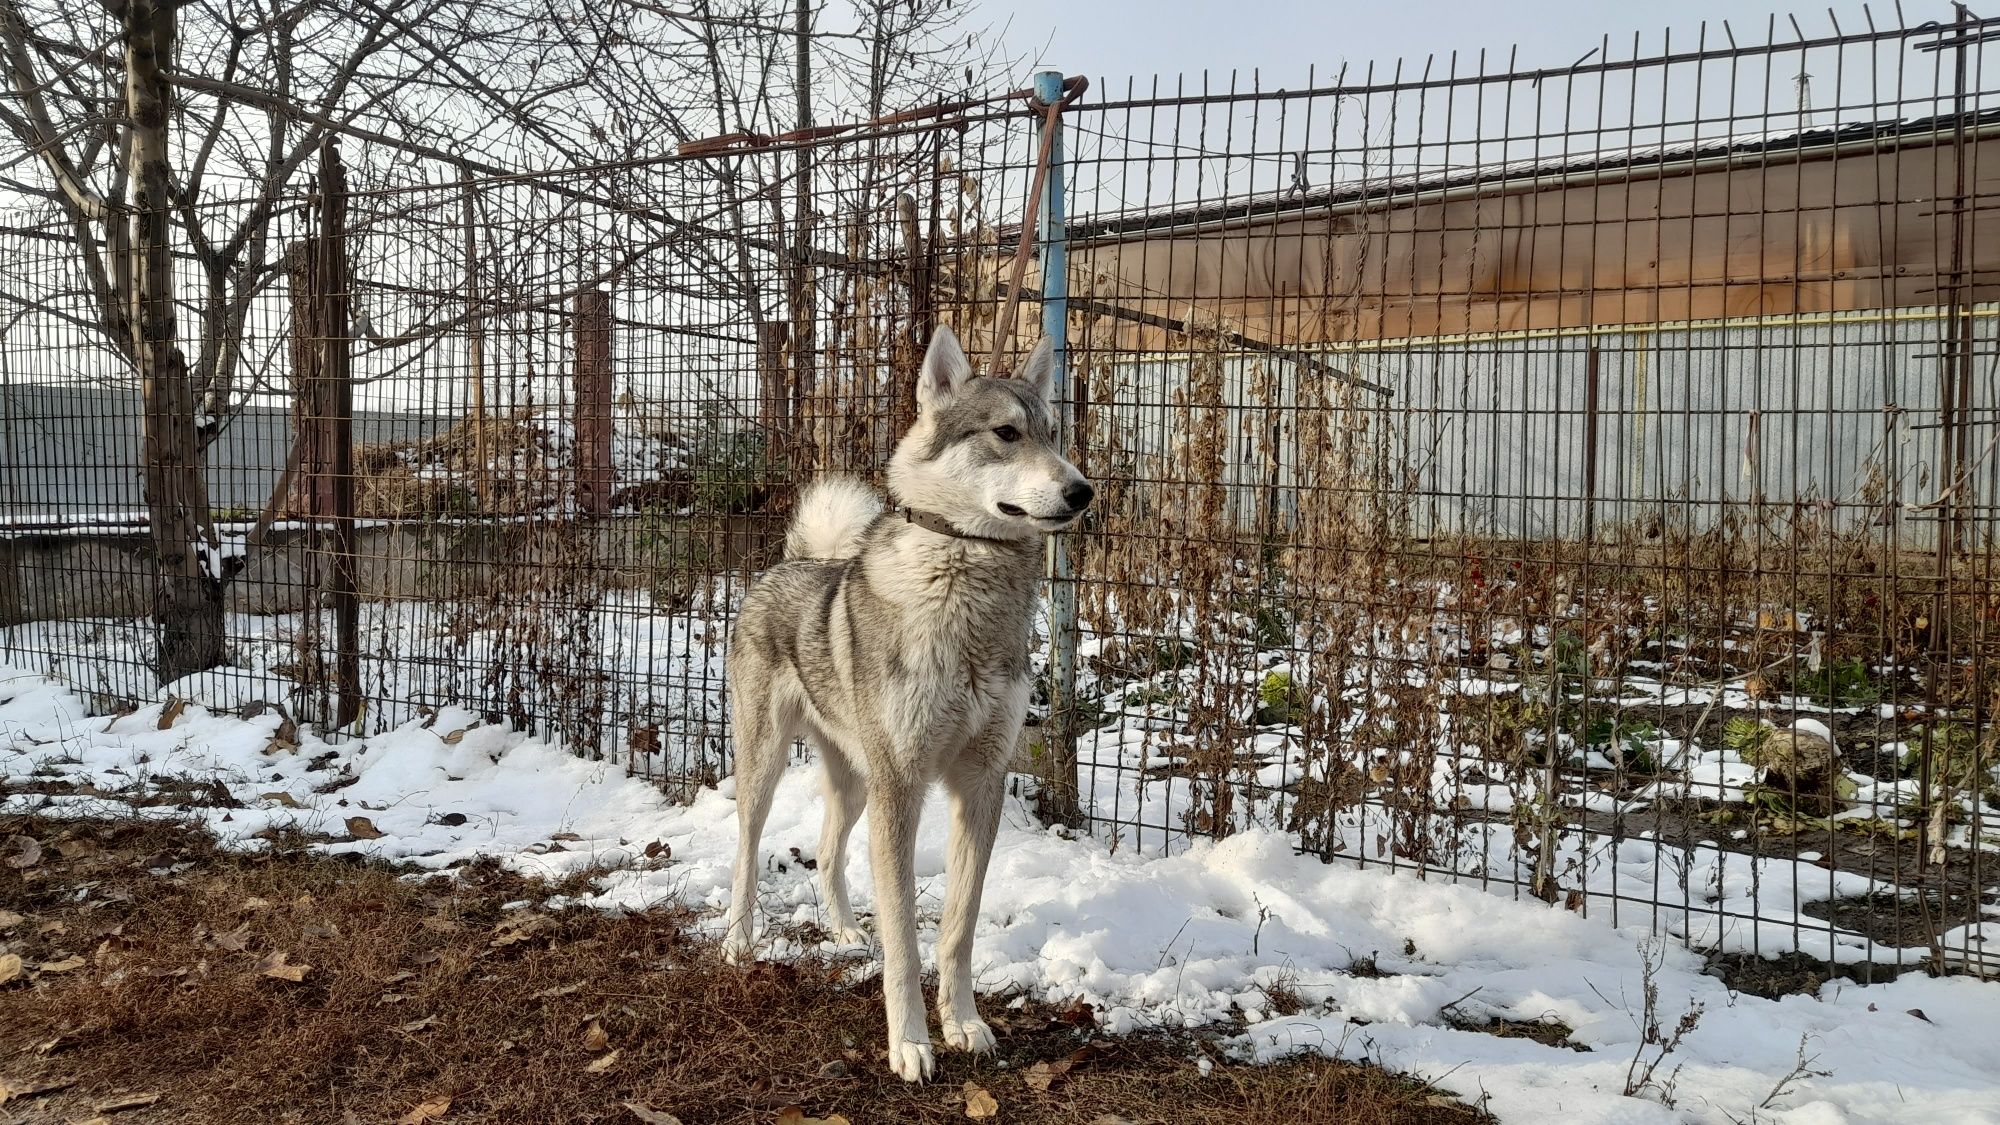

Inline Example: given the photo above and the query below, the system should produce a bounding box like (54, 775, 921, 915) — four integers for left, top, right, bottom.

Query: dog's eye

(992, 425, 1021, 442)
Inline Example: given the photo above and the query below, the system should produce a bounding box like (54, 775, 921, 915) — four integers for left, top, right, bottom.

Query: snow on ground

(4, 663, 1998, 1125)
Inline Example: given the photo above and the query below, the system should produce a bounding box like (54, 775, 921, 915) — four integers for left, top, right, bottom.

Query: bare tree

(0, 0, 1007, 684)
(587, 0, 1014, 467)
(0, 0, 603, 683)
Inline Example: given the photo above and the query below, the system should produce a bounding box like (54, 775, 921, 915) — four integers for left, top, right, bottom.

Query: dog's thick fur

(721, 326, 1091, 1082)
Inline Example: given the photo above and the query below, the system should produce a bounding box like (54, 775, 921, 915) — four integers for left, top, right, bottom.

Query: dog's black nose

(1062, 481, 1095, 512)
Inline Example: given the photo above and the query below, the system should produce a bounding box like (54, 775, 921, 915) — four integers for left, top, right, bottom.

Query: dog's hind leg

(721, 698, 790, 965)
(866, 768, 934, 1082)
(816, 745, 869, 946)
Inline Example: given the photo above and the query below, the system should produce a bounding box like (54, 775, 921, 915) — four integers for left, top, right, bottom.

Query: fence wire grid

(3, 8, 1999, 975)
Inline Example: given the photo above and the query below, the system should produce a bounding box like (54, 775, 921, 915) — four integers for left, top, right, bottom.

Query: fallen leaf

(0, 1076, 76, 1104)
(1908, 1008, 1933, 1023)
(0, 954, 21, 985)
(532, 981, 582, 1000)
(1023, 1058, 1072, 1092)
(209, 922, 252, 952)
(239, 896, 272, 912)
(383, 970, 417, 984)
(254, 950, 310, 982)
(400, 1015, 438, 1033)
(1051, 998, 1096, 1027)
(963, 1082, 999, 1119)
(397, 1094, 452, 1124)
(1089, 1117, 1142, 1125)
(157, 697, 187, 728)
(643, 840, 670, 860)
(585, 1048, 621, 1073)
(0, 909, 23, 929)
(774, 1110, 852, 1125)
(581, 1020, 610, 1051)
(620, 1103, 684, 1125)
(94, 1092, 161, 1113)
(435, 813, 467, 827)
(489, 913, 555, 948)
(38, 955, 86, 974)
(345, 817, 384, 840)
(438, 728, 467, 744)
(260, 792, 302, 808)
(378, 992, 410, 1005)
(3, 836, 40, 869)
(550, 831, 583, 842)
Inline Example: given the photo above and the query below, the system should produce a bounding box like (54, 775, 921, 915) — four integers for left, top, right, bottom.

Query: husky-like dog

(721, 325, 1091, 1081)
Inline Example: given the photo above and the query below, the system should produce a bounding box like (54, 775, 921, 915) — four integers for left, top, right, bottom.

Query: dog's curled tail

(786, 478, 883, 560)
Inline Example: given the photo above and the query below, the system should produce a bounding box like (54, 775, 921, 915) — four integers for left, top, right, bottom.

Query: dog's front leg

(866, 769, 933, 1082)
(936, 752, 1007, 1055)
(936, 679, 1024, 1055)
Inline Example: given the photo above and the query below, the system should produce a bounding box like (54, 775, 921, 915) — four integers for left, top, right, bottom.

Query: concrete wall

(0, 384, 447, 519)
(0, 515, 782, 625)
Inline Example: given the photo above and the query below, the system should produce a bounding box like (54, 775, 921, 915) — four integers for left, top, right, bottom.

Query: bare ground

(0, 814, 1487, 1125)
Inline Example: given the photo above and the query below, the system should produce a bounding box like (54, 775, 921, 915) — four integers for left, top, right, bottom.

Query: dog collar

(901, 507, 1019, 545)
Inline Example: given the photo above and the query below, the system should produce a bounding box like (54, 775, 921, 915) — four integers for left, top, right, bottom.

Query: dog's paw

(886, 1036, 936, 1082)
(829, 925, 870, 948)
(940, 1014, 997, 1054)
(720, 936, 754, 966)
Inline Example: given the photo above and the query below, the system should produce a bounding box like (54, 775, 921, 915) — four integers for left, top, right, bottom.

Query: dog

(721, 325, 1092, 1082)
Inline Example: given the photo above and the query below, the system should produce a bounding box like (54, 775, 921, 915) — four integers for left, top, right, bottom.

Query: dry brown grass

(355, 408, 565, 520)
(0, 814, 1486, 1125)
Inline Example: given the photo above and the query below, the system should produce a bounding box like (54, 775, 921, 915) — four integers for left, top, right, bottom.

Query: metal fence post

(1035, 69, 1084, 827)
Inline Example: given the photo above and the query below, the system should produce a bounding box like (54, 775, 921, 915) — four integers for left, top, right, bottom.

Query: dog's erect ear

(1016, 336, 1057, 403)
(1016, 334, 1064, 400)
(918, 325, 973, 410)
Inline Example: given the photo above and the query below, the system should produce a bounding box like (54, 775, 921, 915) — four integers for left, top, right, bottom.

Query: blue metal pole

(1034, 69, 1082, 825)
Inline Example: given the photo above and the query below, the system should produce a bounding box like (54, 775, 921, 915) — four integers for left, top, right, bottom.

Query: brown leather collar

(901, 507, 1019, 545)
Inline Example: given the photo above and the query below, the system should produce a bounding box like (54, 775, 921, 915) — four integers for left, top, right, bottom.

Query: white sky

(995, 0, 1927, 89)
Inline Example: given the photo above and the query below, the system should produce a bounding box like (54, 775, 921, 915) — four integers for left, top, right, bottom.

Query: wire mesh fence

(3, 7, 1997, 973)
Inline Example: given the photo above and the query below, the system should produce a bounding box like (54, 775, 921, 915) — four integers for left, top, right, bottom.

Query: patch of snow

(2, 664, 1998, 1125)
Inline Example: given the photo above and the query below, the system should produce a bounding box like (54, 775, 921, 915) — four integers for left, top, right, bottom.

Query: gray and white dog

(721, 325, 1091, 1082)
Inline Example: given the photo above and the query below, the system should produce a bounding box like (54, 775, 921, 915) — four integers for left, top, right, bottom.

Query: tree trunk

(126, 0, 226, 685)
(573, 287, 613, 517)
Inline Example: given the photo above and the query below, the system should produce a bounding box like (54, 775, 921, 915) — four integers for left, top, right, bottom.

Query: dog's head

(886, 326, 1093, 541)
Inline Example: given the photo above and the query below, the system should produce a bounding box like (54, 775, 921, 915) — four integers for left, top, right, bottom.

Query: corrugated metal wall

(1096, 305, 1998, 548)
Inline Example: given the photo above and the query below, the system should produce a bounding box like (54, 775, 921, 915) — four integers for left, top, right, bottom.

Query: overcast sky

(993, 0, 1933, 88)
(965, 0, 1989, 220)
